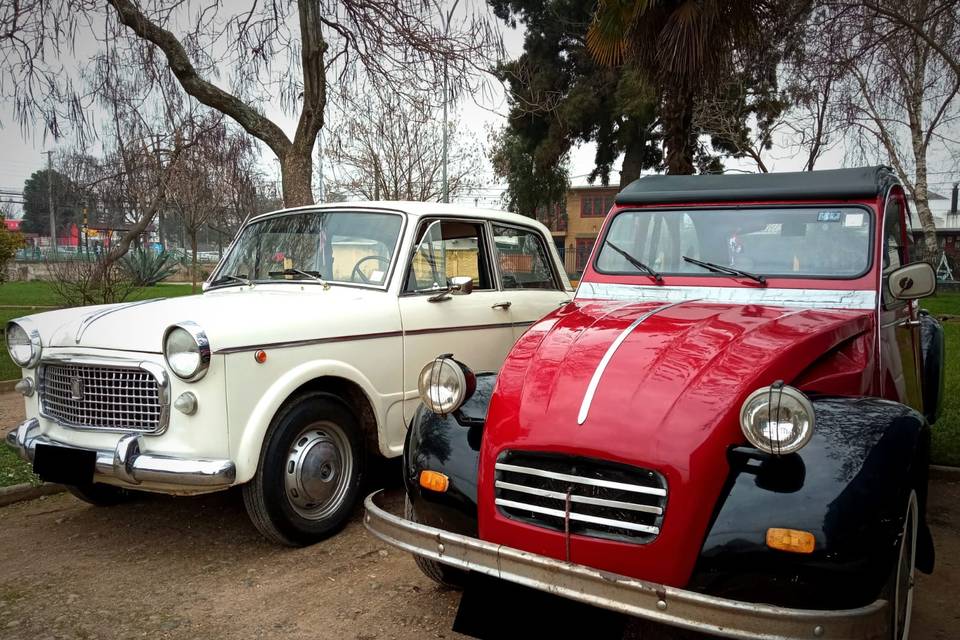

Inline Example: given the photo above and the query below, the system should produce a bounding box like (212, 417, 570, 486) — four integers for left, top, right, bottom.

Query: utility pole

(45, 151, 57, 256)
(438, 0, 460, 204)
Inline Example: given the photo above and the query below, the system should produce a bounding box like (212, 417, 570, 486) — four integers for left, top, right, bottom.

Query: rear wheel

(66, 483, 136, 506)
(404, 495, 468, 588)
(889, 490, 918, 640)
(243, 393, 365, 546)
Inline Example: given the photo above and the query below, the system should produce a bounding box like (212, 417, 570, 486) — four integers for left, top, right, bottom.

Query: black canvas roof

(615, 166, 898, 205)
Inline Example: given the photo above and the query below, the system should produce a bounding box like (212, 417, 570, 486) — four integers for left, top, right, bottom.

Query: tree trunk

(281, 147, 315, 207)
(662, 87, 695, 175)
(190, 228, 198, 293)
(910, 172, 939, 260)
(620, 131, 645, 189)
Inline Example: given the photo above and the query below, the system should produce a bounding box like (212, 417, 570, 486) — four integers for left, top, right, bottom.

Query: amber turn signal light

(419, 470, 449, 493)
(766, 528, 816, 554)
(254, 350, 267, 363)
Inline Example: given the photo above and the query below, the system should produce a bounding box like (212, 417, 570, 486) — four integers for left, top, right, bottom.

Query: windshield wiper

(209, 274, 252, 287)
(268, 268, 331, 289)
(682, 256, 766, 286)
(604, 241, 663, 282)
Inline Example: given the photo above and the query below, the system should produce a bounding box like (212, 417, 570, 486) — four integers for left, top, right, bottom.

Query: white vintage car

(5, 202, 571, 545)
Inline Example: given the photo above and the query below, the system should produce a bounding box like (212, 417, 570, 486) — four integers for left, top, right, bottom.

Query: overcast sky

(1, 3, 957, 212)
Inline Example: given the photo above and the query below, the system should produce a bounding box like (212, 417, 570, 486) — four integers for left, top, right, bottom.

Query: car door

(490, 222, 571, 340)
(398, 218, 517, 421)
(878, 191, 923, 411)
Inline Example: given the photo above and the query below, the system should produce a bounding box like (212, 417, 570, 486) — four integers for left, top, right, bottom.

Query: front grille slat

(40, 363, 163, 433)
(495, 451, 668, 544)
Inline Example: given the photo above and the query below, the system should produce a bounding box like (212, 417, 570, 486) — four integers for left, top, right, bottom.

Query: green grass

(921, 292, 960, 317)
(932, 321, 960, 466)
(0, 281, 194, 307)
(0, 445, 39, 487)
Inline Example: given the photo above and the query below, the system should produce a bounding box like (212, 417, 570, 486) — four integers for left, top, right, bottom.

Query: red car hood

(477, 298, 874, 586)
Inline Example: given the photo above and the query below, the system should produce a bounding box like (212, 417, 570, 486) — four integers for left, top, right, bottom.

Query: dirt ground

(0, 394, 958, 639)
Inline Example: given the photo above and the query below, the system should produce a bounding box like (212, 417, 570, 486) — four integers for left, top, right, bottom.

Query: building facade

(535, 185, 619, 277)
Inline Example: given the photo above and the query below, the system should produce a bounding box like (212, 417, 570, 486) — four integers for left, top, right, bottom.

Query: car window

(882, 196, 907, 308)
(492, 225, 558, 290)
(216, 210, 402, 286)
(404, 220, 493, 293)
(596, 207, 872, 278)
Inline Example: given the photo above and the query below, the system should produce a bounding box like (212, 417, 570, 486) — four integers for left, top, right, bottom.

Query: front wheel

(243, 393, 366, 546)
(888, 490, 918, 640)
(405, 495, 468, 588)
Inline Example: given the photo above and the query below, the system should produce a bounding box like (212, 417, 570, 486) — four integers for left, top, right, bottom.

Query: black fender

(919, 309, 944, 425)
(402, 373, 494, 536)
(688, 396, 932, 610)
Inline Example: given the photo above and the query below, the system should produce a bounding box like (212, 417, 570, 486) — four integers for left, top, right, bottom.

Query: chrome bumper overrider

(5, 418, 236, 488)
(363, 490, 889, 640)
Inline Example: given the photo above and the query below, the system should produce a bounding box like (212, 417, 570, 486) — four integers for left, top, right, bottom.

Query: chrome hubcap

(284, 422, 353, 520)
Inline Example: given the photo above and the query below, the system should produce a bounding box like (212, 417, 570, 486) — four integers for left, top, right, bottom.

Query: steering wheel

(351, 255, 392, 283)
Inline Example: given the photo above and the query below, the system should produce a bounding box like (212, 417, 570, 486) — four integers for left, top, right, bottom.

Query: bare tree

(324, 90, 484, 202)
(829, 0, 960, 256)
(1, 1, 501, 207)
(167, 114, 258, 291)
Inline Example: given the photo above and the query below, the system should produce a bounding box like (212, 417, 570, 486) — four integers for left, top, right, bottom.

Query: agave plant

(121, 249, 179, 287)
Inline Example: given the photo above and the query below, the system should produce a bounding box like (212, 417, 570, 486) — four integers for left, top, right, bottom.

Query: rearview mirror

(889, 262, 936, 300)
(449, 276, 473, 296)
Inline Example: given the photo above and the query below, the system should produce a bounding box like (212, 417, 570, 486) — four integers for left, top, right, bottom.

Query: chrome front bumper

(364, 490, 889, 640)
(6, 418, 236, 489)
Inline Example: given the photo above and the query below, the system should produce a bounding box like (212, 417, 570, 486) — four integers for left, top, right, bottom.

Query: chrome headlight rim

(739, 383, 815, 456)
(418, 355, 477, 416)
(6, 318, 42, 369)
(163, 321, 211, 382)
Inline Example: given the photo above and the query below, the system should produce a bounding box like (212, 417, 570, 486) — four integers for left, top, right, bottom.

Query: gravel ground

(0, 393, 957, 639)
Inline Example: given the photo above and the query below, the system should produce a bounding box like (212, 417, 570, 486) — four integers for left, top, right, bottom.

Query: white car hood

(33, 285, 400, 353)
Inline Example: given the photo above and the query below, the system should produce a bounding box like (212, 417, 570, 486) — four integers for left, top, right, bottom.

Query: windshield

(215, 210, 403, 287)
(596, 206, 872, 279)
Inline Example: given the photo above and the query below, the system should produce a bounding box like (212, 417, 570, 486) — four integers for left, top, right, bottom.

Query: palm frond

(586, 0, 660, 67)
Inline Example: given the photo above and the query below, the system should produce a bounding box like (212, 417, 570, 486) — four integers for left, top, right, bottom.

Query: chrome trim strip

(495, 498, 661, 535)
(495, 462, 667, 497)
(5, 418, 236, 488)
(577, 301, 682, 425)
(75, 299, 166, 344)
(364, 491, 889, 640)
(576, 282, 877, 310)
(495, 480, 664, 515)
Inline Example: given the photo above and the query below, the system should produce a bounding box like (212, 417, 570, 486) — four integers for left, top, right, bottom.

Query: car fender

(689, 396, 931, 609)
(402, 373, 495, 536)
(232, 359, 384, 484)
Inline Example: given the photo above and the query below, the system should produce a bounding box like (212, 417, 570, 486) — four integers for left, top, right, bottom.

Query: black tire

(404, 495, 468, 588)
(886, 490, 918, 640)
(66, 482, 136, 506)
(242, 392, 366, 547)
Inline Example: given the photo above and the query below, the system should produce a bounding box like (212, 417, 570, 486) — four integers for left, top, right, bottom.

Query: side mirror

(201, 281, 211, 292)
(449, 276, 473, 296)
(889, 262, 936, 300)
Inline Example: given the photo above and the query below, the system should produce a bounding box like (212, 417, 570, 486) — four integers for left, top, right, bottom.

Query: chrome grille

(495, 451, 667, 543)
(40, 363, 164, 433)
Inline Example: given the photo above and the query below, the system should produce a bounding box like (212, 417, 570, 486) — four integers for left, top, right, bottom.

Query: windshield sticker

(844, 213, 864, 227)
(817, 210, 842, 222)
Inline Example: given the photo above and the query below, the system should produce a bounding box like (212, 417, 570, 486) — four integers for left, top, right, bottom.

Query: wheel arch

(232, 360, 385, 485)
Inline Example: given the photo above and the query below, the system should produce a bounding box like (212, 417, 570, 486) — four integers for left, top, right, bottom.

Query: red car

(365, 167, 944, 639)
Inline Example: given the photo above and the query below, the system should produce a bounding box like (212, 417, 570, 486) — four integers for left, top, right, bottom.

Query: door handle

(899, 318, 921, 328)
(491, 301, 512, 310)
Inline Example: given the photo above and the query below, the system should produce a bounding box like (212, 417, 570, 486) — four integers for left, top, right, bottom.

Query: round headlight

(418, 355, 476, 415)
(6, 320, 41, 369)
(163, 322, 211, 382)
(739, 384, 815, 455)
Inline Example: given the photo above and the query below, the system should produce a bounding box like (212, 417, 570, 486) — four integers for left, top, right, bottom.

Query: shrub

(0, 221, 25, 283)
(122, 249, 179, 286)
(46, 258, 140, 306)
